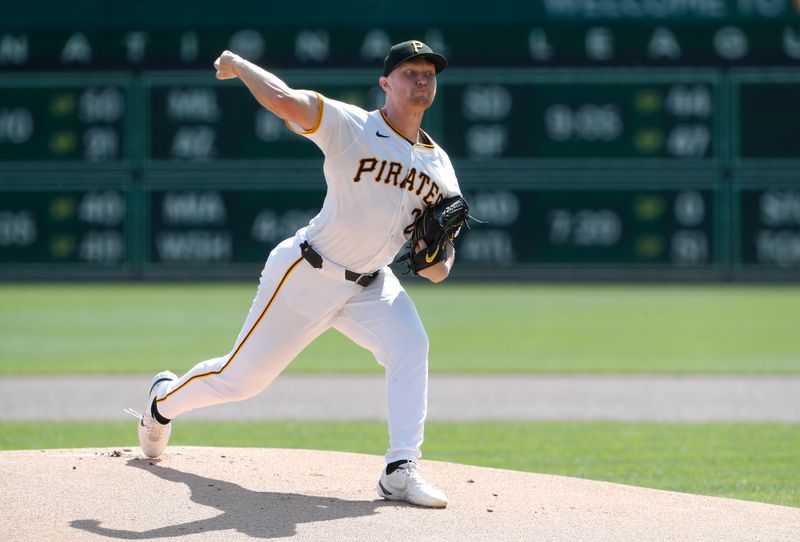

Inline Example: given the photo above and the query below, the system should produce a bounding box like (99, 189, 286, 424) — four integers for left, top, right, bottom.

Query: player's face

(384, 58, 437, 110)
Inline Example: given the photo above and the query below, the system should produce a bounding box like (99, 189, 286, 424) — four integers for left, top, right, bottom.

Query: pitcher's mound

(2, 446, 797, 541)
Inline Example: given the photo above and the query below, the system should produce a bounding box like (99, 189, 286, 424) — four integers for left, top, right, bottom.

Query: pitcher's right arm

(213, 50, 320, 132)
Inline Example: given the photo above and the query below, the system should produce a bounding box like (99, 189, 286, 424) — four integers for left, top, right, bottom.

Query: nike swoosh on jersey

(375, 130, 390, 138)
(424, 244, 441, 264)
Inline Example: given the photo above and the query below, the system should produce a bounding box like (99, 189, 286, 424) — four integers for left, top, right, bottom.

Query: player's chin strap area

(300, 241, 379, 287)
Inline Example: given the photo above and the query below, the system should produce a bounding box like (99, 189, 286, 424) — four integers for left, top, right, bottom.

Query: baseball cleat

(376, 461, 448, 508)
(124, 370, 177, 459)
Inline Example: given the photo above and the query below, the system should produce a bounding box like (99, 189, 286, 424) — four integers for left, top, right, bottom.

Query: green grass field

(1, 283, 799, 374)
(2, 420, 798, 508)
(2, 282, 798, 509)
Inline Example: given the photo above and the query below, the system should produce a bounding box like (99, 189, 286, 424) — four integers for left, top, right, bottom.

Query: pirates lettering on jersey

(353, 157, 443, 205)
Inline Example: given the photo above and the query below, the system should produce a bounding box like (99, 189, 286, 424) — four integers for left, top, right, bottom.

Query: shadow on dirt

(70, 457, 398, 539)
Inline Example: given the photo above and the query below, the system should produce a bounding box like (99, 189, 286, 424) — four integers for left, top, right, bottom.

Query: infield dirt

(2, 446, 798, 541)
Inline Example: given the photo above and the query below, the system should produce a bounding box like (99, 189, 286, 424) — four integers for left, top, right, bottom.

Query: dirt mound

(2, 447, 797, 541)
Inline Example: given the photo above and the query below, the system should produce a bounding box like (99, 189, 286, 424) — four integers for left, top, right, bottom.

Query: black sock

(150, 398, 171, 425)
(386, 460, 411, 475)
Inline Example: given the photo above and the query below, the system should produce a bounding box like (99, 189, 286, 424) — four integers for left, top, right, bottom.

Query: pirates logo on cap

(382, 40, 448, 76)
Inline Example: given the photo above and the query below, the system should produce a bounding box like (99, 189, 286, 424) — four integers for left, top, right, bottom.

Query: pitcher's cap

(382, 40, 447, 77)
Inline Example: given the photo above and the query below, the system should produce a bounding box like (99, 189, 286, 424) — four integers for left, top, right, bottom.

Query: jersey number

(404, 208, 423, 235)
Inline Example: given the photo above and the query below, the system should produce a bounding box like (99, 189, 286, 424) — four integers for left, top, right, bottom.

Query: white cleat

(124, 371, 177, 459)
(376, 461, 448, 508)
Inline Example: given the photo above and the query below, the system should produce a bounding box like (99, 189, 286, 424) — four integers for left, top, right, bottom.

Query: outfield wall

(1, 2, 798, 280)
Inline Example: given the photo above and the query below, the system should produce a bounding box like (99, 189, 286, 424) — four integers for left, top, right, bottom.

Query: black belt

(300, 241, 379, 287)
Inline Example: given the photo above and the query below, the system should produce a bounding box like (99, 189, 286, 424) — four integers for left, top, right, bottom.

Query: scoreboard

(145, 180, 324, 273)
(441, 71, 719, 162)
(735, 171, 800, 271)
(0, 77, 131, 165)
(0, 71, 728, 166)
(732, 71, 800, 162)
(458, 182, 719, 270)
(0, 176, 725, 278)
(1, 2, 799, 279)
(144, 73, 383, 163)
(0, 178, 129, 277)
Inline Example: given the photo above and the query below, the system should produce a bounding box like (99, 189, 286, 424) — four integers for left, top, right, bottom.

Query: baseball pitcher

(126, 40, 469, 508)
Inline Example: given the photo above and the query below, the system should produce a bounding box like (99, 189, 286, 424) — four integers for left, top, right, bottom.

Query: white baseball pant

(154, 233, 429, 463)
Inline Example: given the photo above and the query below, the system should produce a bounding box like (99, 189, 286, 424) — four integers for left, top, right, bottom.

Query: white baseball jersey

(288, 94, 462, 274)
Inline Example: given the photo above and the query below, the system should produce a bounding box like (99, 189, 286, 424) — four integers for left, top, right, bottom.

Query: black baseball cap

(382, 40, 447, 77)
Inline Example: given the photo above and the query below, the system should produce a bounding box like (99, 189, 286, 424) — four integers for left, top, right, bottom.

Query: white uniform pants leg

(333, 268, 429, 464)
(155, 236, 355, 420)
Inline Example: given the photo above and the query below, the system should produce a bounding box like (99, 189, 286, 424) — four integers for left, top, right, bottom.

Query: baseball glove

(404, 195, 470, 275)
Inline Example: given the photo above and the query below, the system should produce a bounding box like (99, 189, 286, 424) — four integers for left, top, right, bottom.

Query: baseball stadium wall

(1, 0, 799, 281)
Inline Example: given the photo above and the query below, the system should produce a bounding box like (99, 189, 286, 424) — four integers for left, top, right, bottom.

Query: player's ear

(378, 76, 389, 91)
